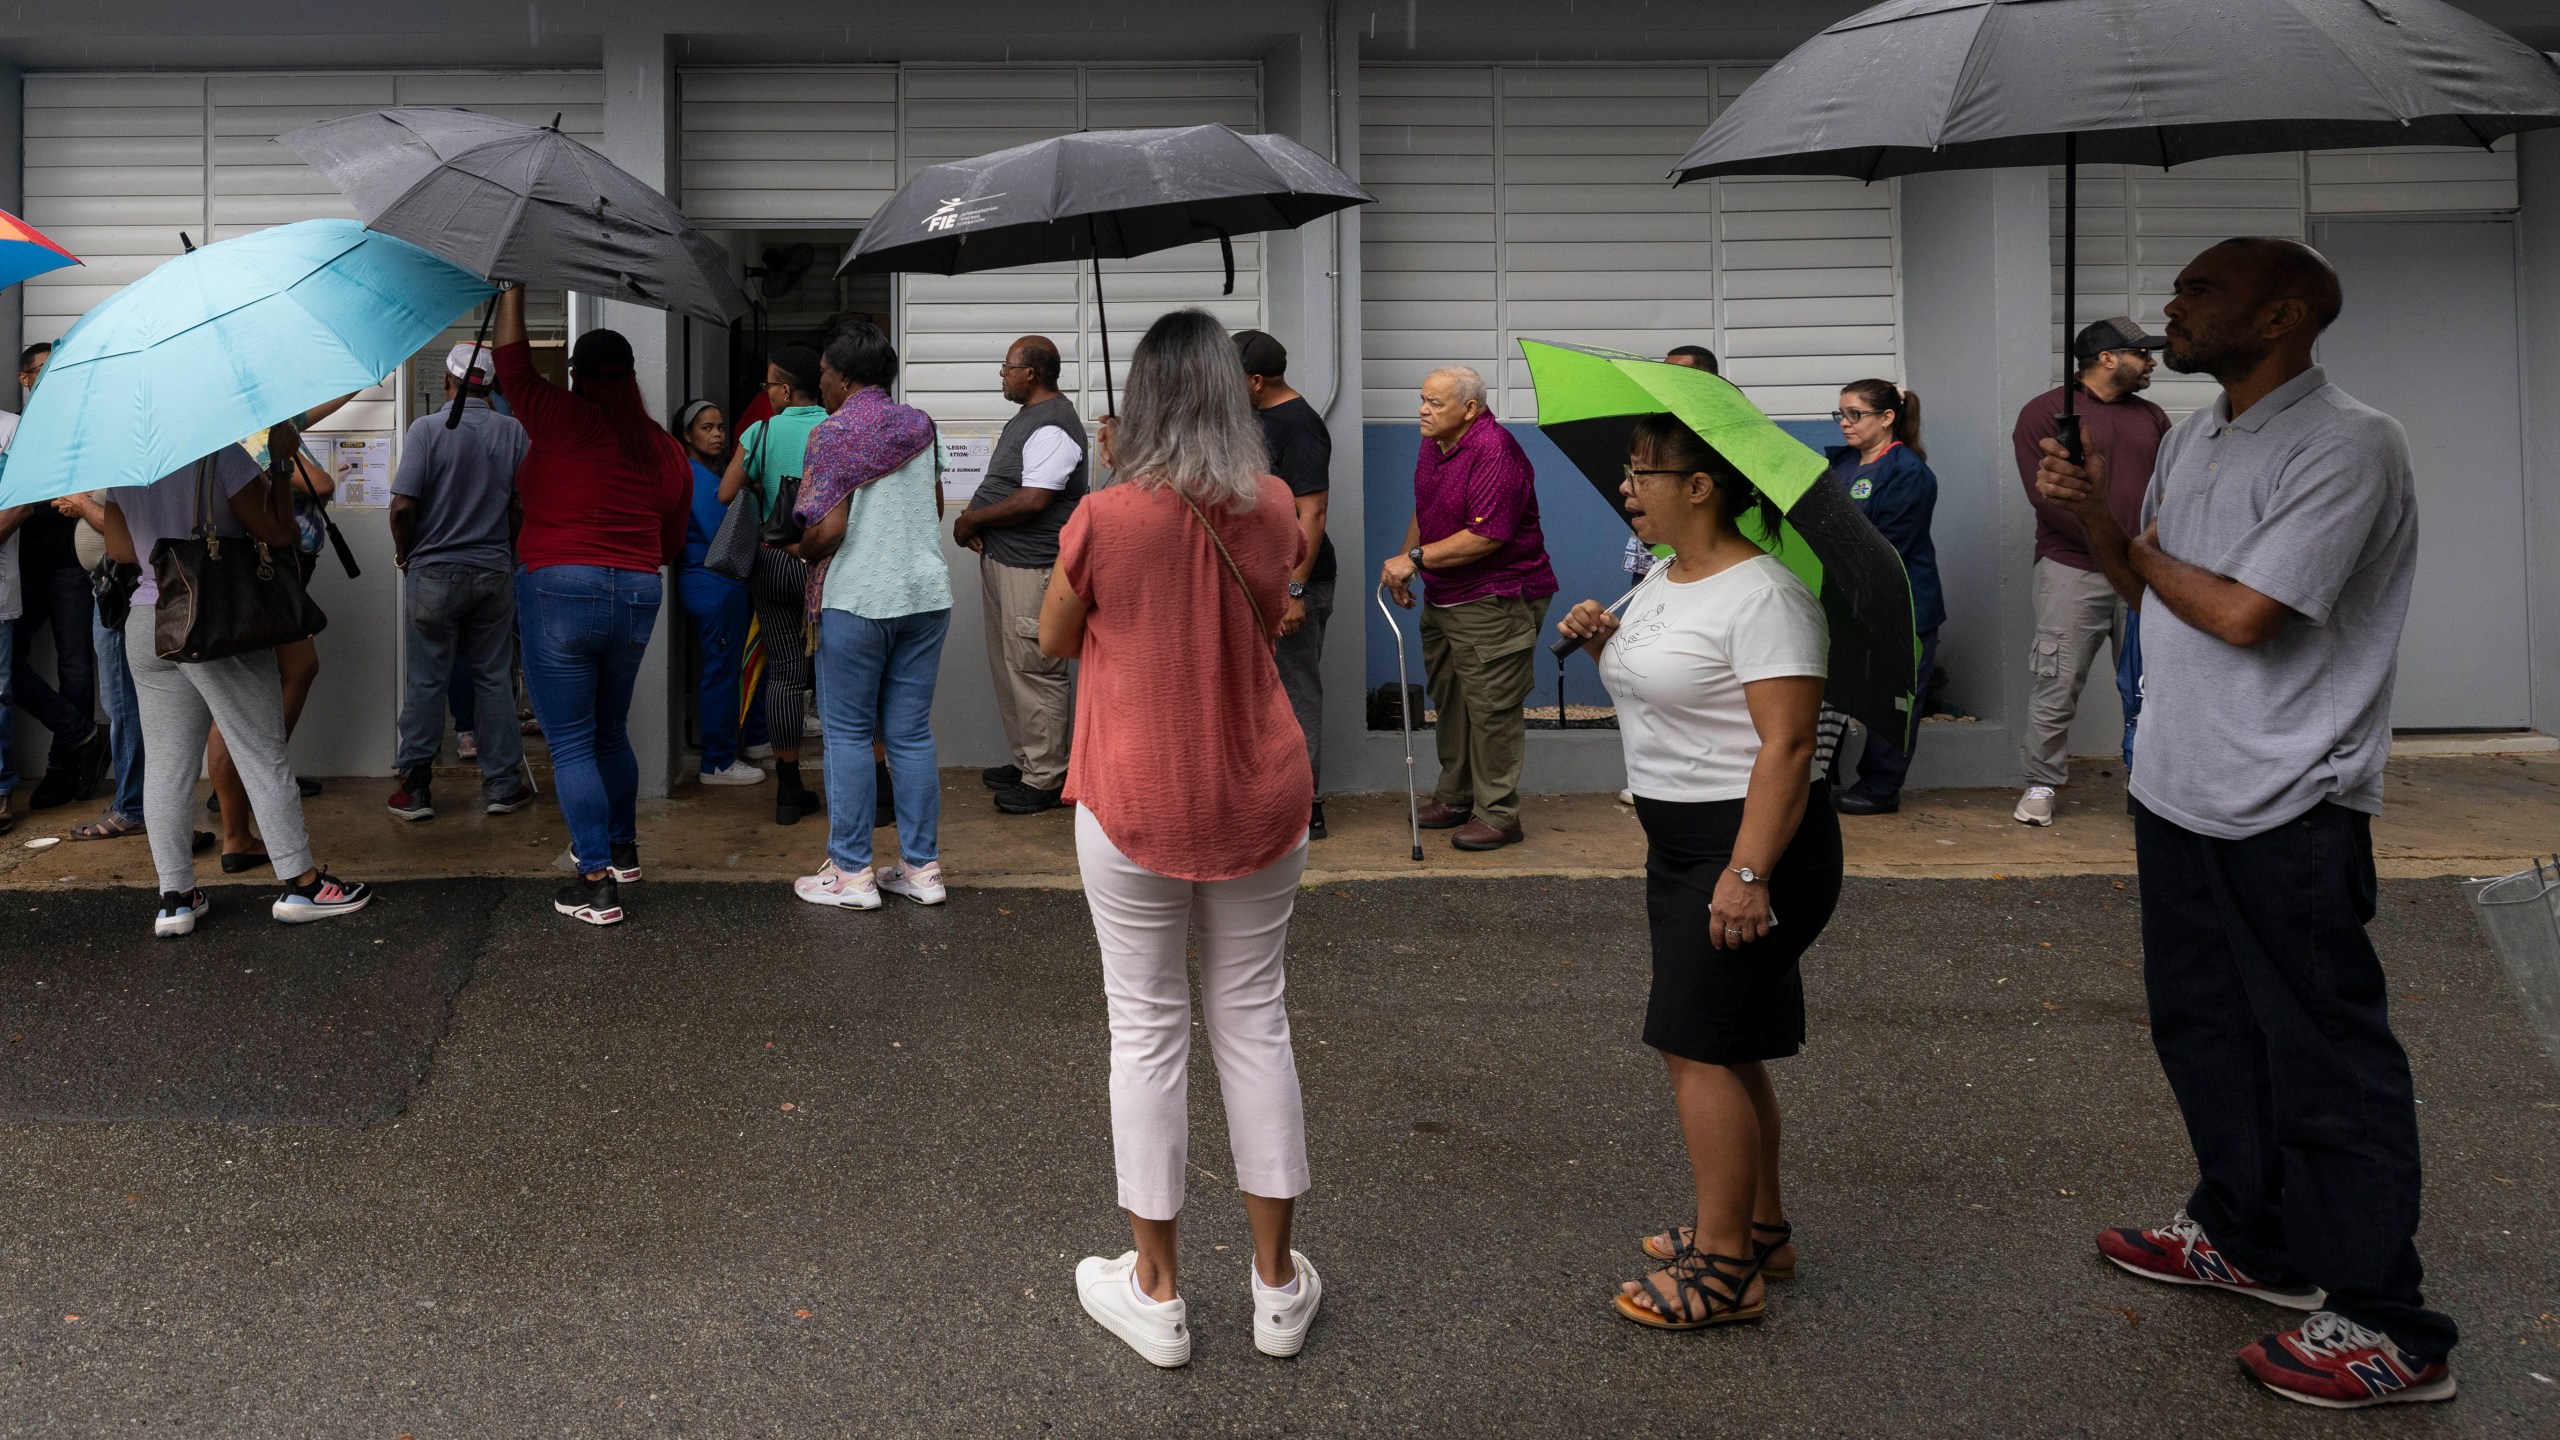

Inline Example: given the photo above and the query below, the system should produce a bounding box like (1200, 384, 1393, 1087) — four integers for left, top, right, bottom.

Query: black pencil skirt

(1634, 785, 1844, 1065)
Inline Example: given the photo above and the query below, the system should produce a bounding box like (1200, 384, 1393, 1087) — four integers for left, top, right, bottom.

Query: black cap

(770, 344, 822, 395)
(570, 327, 636, 376)
(2073, 316, 2167, 363)
(1233, 328, 1288, 379)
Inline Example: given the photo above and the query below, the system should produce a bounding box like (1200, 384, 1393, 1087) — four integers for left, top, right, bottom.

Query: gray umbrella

(840, 124, 1372, 410)
(279, 107, 749, 326)
(1674, 0, 2560, 446)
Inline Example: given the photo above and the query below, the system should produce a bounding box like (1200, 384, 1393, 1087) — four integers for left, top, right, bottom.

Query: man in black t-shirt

(1235, 329, 1335, 839)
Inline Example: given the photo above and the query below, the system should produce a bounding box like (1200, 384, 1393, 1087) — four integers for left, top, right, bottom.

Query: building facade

(6, 1, 2558, 799)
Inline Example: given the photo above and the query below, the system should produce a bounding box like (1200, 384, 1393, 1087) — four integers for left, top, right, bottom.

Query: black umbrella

(1674, 0, 2560, 452)
(279, 107, 750, 326)
(839, 124, 1372, 413)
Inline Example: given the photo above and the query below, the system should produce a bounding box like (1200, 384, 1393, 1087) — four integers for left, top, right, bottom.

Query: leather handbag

(152, 456, 328, 663)
(760, 474, 805, 549)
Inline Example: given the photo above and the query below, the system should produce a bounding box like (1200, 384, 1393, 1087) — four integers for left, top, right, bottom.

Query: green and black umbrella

(1521, 339, 1918, 747)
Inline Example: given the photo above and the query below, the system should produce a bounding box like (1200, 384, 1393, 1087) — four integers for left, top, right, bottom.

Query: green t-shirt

(739, 405, 829, 513)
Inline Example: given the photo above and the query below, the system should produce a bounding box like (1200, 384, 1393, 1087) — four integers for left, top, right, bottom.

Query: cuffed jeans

(11, 561, 98, 766)
(1273, 575, 1332, 797)
(817, 606, 950, 872)
(1077, 804, 1311, 1221)
(1420, 594, 1547, 831)
(517, 565, 658, 875)
(2023, 559, 2124, 787)
(2134, 797, 2457, 1365)
(126, 604, 313, 892)
(92, 606, 144, 824)
(398, 563, 525, 797)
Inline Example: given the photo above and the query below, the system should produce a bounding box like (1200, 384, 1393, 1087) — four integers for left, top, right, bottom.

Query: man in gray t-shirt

(386, 343, 532, 818)
(2035, 238, 2454, 1407)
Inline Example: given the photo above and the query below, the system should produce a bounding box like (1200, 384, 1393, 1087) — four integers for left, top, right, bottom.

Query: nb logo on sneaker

(2346, 1358, 2405, 1397)
(2186, 1246, 2238, 1285)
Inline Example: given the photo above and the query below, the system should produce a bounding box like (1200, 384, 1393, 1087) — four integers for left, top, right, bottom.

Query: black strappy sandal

(1639, 1219, 1797, 1281)
(1612, 1242, 1766, 1331)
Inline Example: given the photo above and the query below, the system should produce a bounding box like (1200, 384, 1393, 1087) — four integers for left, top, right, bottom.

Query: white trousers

(1075, 804, 1311, 1221)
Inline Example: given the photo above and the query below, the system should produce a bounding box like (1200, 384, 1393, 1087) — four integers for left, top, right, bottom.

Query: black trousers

(2133, 798, 2455, 1363)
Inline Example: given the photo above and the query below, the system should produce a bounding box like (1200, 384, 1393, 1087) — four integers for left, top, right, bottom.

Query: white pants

(1076, 804, 1310, 1221)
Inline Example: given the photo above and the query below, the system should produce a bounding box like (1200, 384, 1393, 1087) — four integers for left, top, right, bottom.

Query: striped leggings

(752, 547, 813, 749)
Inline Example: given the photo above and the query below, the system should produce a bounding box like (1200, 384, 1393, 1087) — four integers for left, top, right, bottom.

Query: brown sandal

(1612, 1242, 1766, 1331)
(1639, 1219, 1797, 1280)
(69, 813, 146, 841)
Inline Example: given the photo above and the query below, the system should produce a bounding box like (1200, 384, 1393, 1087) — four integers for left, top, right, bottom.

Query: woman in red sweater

(490, 286, 692, 926)
(1037, 309, 1321, 1368)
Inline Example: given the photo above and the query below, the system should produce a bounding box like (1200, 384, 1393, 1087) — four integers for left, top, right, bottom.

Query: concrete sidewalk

(8, 750, 2558, 891)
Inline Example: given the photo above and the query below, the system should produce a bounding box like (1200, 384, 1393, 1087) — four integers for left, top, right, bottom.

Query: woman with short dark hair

(1558, 409, 1840, 1332)
(720, 343, 829, 825)
(492, 285, 692, 926)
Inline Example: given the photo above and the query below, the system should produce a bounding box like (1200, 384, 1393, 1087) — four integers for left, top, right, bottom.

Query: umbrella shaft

(1089, 218, 1117, 419)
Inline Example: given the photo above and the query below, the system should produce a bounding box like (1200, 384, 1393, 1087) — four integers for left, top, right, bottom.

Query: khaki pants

(982, 557, 1073, 790)
(2022, 557, 2125, 787)
(1420, 595, 1547, 831)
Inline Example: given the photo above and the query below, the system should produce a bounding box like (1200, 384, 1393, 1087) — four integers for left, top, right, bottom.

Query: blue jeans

(399, 563, 526, 796)
(818, 606, 950, 872)
(91, 606, 145, 824)
(517, 564, 659, 875)
(680, 567, 763, 773)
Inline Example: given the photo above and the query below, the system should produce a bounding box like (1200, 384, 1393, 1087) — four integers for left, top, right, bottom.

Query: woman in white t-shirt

(1557, 410, 1842, 1334)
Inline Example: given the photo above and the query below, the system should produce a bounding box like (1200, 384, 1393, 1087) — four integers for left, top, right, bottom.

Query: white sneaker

(802, 711, 824, 738)
(153, 888, 210, 938)
(878, 860, 947, 906)
(1075, 1252, 1190, 1368)
(700, 760, 767, 787)
(743, 743, 773, 761)
(1617, 789, 1636, 806)
(1252, 1249, 1323, 1358)
(2014, 785, 2058, 826)
(794, 860, 880, 910)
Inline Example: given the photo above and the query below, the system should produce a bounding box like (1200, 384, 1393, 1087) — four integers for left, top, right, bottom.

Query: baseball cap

(445, 342, 494, 382)
(2073, 316, 2167, 362)
(1233, 328, 1288, 379)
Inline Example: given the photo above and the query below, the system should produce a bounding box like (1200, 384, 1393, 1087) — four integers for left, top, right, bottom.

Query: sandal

(1639, 1219, 1796, 1280)
(1612, 1242, 1766, 1331)
(69, 813, 146, 841)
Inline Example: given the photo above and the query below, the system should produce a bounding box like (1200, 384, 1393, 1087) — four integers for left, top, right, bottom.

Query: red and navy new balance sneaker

(2096, 1210, 2325, 1310)
(2240, 1311, 2456, 1408)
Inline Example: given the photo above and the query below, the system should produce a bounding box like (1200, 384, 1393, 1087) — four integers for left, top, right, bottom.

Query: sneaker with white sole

(485, 783, 538, 815)
(609, 843, 643, 885)
(2015, 784, 2058, 826)
(743, 743, 773, 761)
(553, 874, 624, 926)
(700, 759, 766, 787)
(2240, 1311, 2456, 1409)
(878, 860, 946, 906)
(2097, 1209, 2326, 1310)
(1252, 1249, 1323, 1358)
(1075, 1251, 1190, 1368)
(795, 860, 880, 910)
(154, 888, 210, 938)
(273, 871, 372, 923)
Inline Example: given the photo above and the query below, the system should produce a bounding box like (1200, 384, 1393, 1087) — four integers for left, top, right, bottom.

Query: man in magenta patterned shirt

(1380, 365, 1558, 851)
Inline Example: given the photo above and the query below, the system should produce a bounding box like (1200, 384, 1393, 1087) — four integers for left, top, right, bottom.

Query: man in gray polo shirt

(387, 343, 533, 822)
(2037, 238, 2451, 1409)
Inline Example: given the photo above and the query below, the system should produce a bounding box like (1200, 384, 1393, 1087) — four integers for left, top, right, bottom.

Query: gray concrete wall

(2522, 129, 2560, 736)
(1897, 166, 2054, 792)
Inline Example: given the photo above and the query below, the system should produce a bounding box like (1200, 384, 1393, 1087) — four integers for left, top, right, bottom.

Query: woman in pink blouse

(1038, 309, 1321, 1368)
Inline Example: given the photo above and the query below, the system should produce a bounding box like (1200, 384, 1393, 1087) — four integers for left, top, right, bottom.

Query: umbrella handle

(1548, 562, 1660, 659)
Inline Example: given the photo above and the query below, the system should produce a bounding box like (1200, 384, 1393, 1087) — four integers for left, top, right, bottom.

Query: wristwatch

(1407, 545, 1426, 571)
(1728, 866, 1765, 884)
(1287, 581, 1308, 599)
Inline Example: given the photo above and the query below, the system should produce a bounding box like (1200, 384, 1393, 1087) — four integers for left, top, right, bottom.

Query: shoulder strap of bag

(193, 454, 215, 539)
(1175, 486, 1267, 640)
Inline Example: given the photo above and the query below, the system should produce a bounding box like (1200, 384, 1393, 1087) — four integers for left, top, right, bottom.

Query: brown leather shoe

(1451, 818, 1524, 851)
(1414, 800, 1473, 829)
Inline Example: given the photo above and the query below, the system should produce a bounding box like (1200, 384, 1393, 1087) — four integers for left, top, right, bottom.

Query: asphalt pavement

(2, 874, 2555, 1437)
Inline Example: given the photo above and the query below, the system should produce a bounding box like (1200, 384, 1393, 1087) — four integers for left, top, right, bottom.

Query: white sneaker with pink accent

(878, 860, 946, 906)
(794, 861, 880, 911)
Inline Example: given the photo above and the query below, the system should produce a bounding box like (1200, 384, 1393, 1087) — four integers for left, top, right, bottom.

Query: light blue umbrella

(0, 218, 490, 507)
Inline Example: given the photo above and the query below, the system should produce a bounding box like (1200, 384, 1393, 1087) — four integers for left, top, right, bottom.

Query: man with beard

(2037, 238, 2450, 1410)
(2009, 317, 2169, 827)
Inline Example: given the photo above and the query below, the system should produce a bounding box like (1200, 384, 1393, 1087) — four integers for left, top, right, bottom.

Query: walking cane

(1374, 582, 1425, 863)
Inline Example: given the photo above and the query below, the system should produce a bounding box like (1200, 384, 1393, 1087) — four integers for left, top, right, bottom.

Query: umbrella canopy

(0, 208, 79, 292)
(1522, 340, 1919, 746)
(277, 107, 748, 325)
(838, 124, 1372, 278)
(1675, 0, 2560, 181)
(0, 219, 490, 508)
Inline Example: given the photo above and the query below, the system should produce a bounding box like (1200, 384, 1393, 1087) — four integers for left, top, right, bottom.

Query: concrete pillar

(2520, 129, 2560, 734)
(1895, 165, 2052, 790)
(1, 62, 22, 410)
(595, 28, 684, 797)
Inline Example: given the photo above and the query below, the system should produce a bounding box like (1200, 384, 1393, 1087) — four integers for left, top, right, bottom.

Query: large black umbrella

(839, 124, 1372, 412)
(279, 107, 749, 326)
(1675, 0, 2560, 449)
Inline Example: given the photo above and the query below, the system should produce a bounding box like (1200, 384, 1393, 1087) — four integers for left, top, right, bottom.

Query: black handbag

(91, 558, 141, 634)
(760, 474, 805, 549)
(151, 455, 328, 663)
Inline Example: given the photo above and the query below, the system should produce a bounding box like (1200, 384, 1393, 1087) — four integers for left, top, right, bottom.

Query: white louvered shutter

(679, 68, 898, 226)
(1356, 65, 1497, 424)
(19, 75, 209, 348)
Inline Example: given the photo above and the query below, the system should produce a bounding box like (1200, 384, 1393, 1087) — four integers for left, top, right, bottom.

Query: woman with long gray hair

(1037, 308, 1321, 1367)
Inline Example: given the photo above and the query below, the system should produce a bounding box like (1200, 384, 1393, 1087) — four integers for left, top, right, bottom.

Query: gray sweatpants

(1272, 575, 1332, 797)
(126, 603, 312, 893)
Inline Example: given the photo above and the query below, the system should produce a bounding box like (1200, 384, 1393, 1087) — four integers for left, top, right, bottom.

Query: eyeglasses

(1622, 465, 1696, 482)
(762, 378, 791, 393)
(1831, 407, 1887, 423)
(998, 361, 1034, 373)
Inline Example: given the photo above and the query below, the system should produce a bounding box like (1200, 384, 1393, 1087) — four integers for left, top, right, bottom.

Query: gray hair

(1108, 308, 1268, 513)
(1425, 365, 1487, 409)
